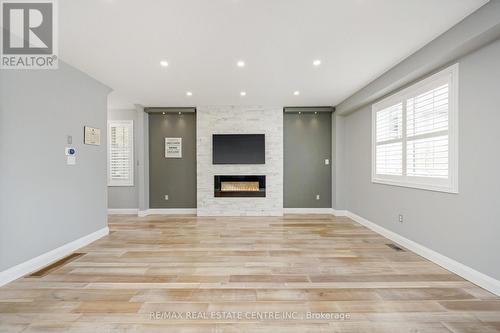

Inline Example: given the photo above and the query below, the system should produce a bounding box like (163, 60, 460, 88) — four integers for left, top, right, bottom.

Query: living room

(1, 1, 500, 332)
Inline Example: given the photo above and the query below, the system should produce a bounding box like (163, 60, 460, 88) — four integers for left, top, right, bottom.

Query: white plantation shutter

(406, 135, 448, 178)
(376, 142, 402, 176)
(376, 103, 403, 142)
(406, 84, 449, 137)
(406, 84, 450, 179)
(372, 64, 458, 193)
(375, 103, 403, 176)
(108, 121, 134, 186)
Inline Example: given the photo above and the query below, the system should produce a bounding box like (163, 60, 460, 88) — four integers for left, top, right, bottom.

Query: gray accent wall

(337, 38, 500, 280)
(149, 111, 196, 208)
(0, 61, 110, 271)
(284, 109, 332, 208)
(107, 109, 139, 209)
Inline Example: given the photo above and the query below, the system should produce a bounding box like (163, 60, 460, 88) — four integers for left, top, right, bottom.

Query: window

(372, 64, 458, 193)
(108, 120, 134, 186)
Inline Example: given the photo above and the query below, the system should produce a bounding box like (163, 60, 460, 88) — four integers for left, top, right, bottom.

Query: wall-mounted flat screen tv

(212, 134, 265, 164)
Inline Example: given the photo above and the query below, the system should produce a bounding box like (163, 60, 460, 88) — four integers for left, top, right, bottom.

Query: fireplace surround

(214, 175, 266, 197)
(197, 106, 282, 216)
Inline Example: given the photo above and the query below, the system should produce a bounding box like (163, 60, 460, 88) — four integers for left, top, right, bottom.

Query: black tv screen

(213, 134, 265, 164)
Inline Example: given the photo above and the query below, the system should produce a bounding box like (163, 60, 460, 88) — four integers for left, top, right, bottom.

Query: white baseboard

(0, 227, 109, 287)
(344, 210, 500, 297)
(138, 208, 197, 217)
(332, 209, 347, 217)
(196, 210, 284, 217)
(282, 208, 349, 217)
(284, 208, 334, 214)
(108, 208, 138, 215)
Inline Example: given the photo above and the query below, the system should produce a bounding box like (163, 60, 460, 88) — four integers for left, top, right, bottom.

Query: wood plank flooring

(1, 214, 499, 332)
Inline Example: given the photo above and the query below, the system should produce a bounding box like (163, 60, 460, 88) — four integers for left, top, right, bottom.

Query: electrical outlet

(164, 195, 169, 201)
(325, 159, 329, 165)
(316, 194, 320, 200)
(398, 214, 403, 223)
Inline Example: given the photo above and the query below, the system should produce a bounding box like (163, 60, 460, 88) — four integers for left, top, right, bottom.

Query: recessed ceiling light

(178, 112, 182, 115)
(186, 91, 193, 96)
(293, 91, 300, 96)
(240, 91, 246, 96)
(314, 111, 318, 114)
(313, 59, 321, 67)
(298, 111, 302, 115)
(237, 60, 245, 67)
(160, 60, 168, 67)
(162, 112, 166, 115)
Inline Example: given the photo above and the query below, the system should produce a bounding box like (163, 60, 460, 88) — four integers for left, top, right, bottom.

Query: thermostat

(65, 147, 76, 156)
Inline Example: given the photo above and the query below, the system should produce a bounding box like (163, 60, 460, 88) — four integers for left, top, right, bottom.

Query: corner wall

(196, 106, 283, 216)
(0, 62, 110, 272)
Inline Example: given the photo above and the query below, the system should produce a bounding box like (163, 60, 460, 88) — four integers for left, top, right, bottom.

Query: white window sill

(372, 178, 458, 194)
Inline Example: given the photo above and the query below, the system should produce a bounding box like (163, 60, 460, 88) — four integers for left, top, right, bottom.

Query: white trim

(138, 209, 197, 216)
(283, 208, 348, 217)
(344, 210, 500, 297)
(108, 208, 138, 215)
(281, 208, 349, 217)
(371, 178, 458, 194)
(284, 208, 334, 214)
(332, 209, 347, 217)
(0, 227, 109, 287)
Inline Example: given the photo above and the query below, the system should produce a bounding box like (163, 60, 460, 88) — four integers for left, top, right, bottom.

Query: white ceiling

(59, 0, 488, 109)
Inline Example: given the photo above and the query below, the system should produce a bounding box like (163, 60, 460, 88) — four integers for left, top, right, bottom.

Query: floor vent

(386, 243, 405, 252)
(28, 253, 85, 277)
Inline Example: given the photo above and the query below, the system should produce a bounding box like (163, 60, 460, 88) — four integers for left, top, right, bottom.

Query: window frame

(371, 64, 459, 193)
(107, 120, 134, 187)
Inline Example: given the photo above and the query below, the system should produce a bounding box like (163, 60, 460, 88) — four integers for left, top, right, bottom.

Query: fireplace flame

(221, 181, 260, 192)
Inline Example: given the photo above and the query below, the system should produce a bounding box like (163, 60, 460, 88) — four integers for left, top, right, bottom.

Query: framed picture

(165, 137, 182, 158)
(84, 126, 101, 145)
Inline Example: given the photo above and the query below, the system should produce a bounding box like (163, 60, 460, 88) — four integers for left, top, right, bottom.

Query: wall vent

(386, 243, 405, 252)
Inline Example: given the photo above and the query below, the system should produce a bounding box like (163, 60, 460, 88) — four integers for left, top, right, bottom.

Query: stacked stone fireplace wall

(196, 106, 283, 216)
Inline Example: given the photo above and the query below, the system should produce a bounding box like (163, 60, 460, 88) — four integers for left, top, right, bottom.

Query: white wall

(335, 0, 500, 115)
(196, 106, 283, 216)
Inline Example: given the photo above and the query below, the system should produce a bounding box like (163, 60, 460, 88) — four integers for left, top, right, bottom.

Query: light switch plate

(325, 159, 329, 165)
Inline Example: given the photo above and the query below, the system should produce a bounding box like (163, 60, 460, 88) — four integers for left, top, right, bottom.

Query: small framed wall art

(84, 126, 101, 145)
(165, 137, 182, 158)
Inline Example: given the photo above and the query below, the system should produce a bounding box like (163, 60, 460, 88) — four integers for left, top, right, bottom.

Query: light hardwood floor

(1, 214, 499, 332)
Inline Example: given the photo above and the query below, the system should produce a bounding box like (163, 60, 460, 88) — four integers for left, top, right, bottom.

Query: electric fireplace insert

(214, 175, 266, 197)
